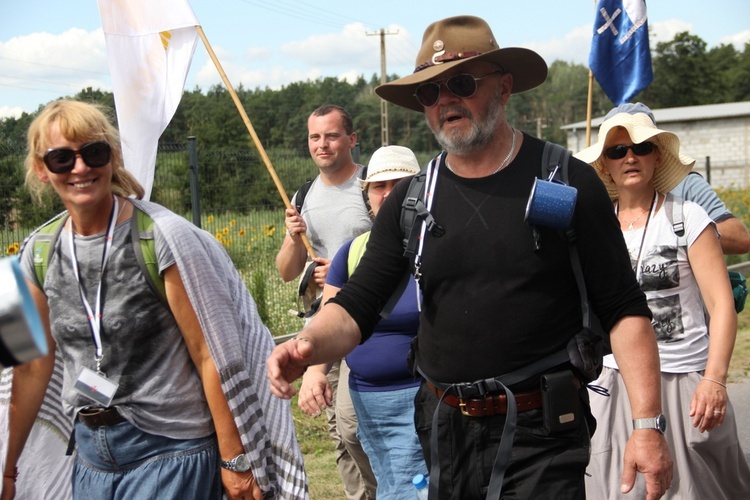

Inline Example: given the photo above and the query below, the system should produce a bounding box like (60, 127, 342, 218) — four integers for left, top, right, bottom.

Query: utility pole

(367, 28, 398, 146)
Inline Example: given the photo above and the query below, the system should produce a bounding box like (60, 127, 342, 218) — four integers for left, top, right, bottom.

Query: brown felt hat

(375, 15, 548, 112)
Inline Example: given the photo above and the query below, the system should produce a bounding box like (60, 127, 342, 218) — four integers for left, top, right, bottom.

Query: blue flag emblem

(589, 0, 653, 105)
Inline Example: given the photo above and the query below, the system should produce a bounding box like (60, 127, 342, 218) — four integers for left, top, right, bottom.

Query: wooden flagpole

(585, 0, 597, 148)
(586, 69, 594, 147)
(195, 26, 316, 258)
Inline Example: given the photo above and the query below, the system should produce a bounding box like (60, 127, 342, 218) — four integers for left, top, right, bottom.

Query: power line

(0, 56, 108, 77)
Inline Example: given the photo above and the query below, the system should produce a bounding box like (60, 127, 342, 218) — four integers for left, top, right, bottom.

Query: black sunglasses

(43, 141, 112, 174)
(414, 70, 503, 108)
(604, 141, 656, 160)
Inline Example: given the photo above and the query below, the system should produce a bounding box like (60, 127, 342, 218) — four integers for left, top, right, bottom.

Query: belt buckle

(80, 407, 105, 416)
(458, 397, 472, 416)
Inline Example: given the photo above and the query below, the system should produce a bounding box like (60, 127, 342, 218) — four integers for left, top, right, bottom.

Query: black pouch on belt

(540, 369, 581, 434)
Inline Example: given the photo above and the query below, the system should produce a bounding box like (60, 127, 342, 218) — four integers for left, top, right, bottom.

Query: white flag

(97, 0, 199, 200)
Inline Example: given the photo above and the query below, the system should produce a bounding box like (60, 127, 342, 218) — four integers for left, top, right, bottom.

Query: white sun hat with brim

(361, 145, 421, 184)
(574, 108, 695, 200)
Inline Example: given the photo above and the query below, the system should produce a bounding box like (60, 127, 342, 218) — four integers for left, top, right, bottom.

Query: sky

(1, 0, 749, 120)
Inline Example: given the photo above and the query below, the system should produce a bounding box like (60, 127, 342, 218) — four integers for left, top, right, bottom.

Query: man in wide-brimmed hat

(268, 15, 672, 499)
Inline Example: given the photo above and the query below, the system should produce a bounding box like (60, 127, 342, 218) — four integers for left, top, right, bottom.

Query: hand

(284, 208, 307, 238)
(266, 337, 315, 398)
(311, 257, 331, 287)
(298, 368, 333, 417)
(621, 430, 673, 500)
(689, 378, 728, 432)
(221, 468, 262, 500)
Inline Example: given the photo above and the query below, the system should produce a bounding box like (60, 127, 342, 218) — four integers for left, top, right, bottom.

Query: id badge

(74, 367, 119, 407)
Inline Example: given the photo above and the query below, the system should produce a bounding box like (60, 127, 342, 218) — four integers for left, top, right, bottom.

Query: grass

(289, 382, 348, 499)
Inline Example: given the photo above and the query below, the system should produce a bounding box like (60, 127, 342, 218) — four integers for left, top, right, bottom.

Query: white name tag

(74, 367, 118, 407)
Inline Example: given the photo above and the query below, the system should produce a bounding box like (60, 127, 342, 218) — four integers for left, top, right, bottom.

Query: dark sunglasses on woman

(604, 141, 656, 160)
(43, 141, 112, 174)
(413, 70, 503, 108)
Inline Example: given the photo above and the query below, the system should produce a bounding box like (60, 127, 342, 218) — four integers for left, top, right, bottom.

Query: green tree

(645, 32, 713, 107)
(728, 42, 750, 101)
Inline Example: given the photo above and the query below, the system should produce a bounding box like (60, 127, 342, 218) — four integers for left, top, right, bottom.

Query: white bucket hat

(574, 104, 695, 199)
(362, 145, 420, 184)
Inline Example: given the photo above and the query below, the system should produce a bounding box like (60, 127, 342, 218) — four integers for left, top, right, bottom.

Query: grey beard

(431, 105, 502, 156)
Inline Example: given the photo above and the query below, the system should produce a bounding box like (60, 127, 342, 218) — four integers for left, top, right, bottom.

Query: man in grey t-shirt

(275, 105, 375, 499)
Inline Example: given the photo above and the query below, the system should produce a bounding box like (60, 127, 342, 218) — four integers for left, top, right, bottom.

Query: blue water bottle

(413, 474, 429, 500)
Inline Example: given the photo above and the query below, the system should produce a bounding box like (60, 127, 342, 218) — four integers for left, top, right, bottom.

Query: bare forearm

(275, 236, 308, 282)
(717, 218, 750, 254)
(610, 315, 663, 418)
(704, 309, 737, 382)
(200, 360, 244, 458)
(296, 303, 362, 364)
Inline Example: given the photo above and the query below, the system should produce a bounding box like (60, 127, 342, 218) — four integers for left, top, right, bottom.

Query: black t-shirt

(331, 134, 650, 384)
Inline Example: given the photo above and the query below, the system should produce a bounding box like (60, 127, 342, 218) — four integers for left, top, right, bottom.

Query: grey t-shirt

(22, 218, 213, 439)
(292, 166, 373, 260)
(670, 172, 732, 222)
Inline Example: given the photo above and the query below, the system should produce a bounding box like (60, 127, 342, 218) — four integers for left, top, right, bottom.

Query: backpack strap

(347, 232, 370, 277)
(400, 154, 445, 266)
(539, 143, 591, 330)
(359, 165, 369, 211)
(663, 193, 687, 247)
(541, 141, 570, 183)
(130, 208, 168, 307)
(294, 165, 369, 214)
(293, 178, 314, 214)
(26, 208, 166, 306)
(31, 212, 69, 290)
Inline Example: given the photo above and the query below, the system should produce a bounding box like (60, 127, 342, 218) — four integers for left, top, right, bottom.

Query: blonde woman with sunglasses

(2, 100, 306, 500)
(576, 104, 750, 499)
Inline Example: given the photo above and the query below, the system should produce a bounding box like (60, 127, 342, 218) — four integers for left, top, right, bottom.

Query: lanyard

(67, 196, 118, 373)
(616, 191, 657, 283)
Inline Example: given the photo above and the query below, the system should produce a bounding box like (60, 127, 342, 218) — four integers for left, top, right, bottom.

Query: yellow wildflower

(6, 242, 20, 255)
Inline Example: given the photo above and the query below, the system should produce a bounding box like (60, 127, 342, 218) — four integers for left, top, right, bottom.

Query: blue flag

(589, 0, 653, 105)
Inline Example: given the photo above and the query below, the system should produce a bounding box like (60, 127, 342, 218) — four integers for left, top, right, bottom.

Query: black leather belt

(78, 407, 125, 427)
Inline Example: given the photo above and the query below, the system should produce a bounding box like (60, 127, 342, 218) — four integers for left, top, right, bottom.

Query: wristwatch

(632, 413, 667, 434)
(220, 453, 252, 472)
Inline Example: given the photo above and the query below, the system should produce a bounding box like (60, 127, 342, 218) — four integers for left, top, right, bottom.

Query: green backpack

(31, 208, 167, 306)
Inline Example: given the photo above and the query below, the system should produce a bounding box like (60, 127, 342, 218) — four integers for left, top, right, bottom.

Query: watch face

(656, 413, 667, 433)
(633, 414, 667, 434)
(234, 454, 252, 472)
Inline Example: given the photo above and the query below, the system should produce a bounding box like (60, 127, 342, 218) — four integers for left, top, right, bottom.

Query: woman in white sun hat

(297, 145, 427, 499)
(576, 104, 750, 499)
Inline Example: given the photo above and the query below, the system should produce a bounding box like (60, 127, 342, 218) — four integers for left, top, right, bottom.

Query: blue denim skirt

(72, 419, 221, 500)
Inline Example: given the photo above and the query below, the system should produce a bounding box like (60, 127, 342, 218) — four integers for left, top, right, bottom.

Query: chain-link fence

(0, 140, 365, 337)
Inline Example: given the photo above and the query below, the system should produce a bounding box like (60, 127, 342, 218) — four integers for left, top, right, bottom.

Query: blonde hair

(25, 99, 144, 204)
